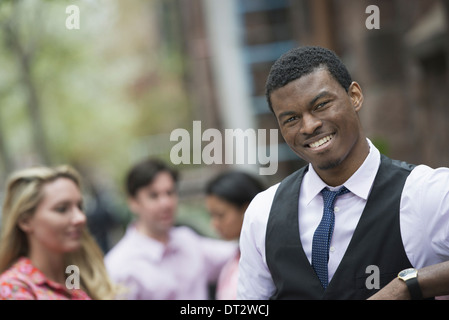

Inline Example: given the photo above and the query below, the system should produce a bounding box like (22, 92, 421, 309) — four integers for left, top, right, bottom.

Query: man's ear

(127, 197, 140, 216)
(348, 81, 364, 112)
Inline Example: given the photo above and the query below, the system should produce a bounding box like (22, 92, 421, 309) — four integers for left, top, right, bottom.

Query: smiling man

(237, 46, 449, 300)
(271, 67, 368, 187)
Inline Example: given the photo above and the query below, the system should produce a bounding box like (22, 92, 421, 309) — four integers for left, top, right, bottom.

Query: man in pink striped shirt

(105, 158, 236, 300)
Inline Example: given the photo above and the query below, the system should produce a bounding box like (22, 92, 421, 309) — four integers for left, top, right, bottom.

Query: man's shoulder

(249, 165, 308, 206)
(274, 163, 308, 184)
(406, 163, 449, 185)
(170, 225, 209, 243)
(104, 231, 137, 265)
(243, 180, 285, 228)
(383, 155, 416, 173)
(252, 182, 280, 205)
(384, 154, 449, 180)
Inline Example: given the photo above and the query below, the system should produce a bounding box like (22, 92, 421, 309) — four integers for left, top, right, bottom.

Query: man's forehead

(273, 68, 339, 98)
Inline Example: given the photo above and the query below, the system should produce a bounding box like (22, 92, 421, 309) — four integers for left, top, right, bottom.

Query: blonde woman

(0, 165, 118, 300)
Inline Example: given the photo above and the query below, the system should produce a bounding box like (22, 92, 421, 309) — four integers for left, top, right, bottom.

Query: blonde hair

(0, 165, 119, 300)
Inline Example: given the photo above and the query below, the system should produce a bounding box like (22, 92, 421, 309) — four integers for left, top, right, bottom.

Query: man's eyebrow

(309, 91, 332, 106)
(278, 110, 296, 119)
(277, 91, 334, 119)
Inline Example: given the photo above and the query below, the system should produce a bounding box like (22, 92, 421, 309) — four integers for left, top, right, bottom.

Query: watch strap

(405, 276, 423, 300)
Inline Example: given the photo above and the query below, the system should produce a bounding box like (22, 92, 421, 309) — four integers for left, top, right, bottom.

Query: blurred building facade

(167, 0, 449, 188)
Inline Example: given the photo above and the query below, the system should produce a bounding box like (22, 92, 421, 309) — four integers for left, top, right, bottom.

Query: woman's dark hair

(205, 171, 265, 208)
(265, 46, 353, 112)
(126, 158, 178, 197)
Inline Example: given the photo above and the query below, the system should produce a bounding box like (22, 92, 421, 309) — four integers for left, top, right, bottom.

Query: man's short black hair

(125, 158, 178, 197)
(265, 46, 353, 112)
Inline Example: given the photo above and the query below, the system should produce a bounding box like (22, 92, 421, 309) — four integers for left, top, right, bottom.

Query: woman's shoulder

(0, 257, 36, 300)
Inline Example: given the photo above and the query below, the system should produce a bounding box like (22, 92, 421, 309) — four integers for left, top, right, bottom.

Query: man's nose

(299, 113, 322, 135)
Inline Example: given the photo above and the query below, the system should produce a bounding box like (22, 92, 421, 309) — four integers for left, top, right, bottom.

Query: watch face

(398, 268, 417, 281)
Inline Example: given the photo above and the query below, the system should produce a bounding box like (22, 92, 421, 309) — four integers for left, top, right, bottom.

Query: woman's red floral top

(0, 257, 91, 300)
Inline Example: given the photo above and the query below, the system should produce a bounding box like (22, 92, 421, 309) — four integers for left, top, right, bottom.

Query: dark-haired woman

(205, 171, 265, 299)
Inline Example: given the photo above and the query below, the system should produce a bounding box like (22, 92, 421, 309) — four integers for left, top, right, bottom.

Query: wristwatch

(397, 268, 423, 300)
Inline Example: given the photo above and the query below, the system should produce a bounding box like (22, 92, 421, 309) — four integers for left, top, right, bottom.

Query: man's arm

(368, 261, 449, 299)
(237, 188, 277, 300)
(374, 165, 449, 300)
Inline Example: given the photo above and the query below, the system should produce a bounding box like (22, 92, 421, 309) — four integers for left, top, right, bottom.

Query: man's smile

(304, 133, 335, 150)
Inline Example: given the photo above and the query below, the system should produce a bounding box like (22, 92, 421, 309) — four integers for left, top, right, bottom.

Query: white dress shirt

(237, 139, 449, 299)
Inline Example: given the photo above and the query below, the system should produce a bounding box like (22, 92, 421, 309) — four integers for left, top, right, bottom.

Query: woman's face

(206, 195, 245, 241)
(20, 177, 87, 254)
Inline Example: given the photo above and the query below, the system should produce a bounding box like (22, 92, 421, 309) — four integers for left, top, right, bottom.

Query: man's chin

(316, 158, 343, 171)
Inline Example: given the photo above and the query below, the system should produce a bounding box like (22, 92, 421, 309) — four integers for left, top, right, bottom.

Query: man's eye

(284, 116, 297, 124)
(315, 101, 329, 110)
(148, 192, 158, 199)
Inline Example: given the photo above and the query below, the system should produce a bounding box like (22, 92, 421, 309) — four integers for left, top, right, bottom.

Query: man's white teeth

(309, 135, 333, 148)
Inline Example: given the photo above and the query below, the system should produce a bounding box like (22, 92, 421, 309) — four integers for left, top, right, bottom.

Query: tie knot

(321, 186, 350, 207)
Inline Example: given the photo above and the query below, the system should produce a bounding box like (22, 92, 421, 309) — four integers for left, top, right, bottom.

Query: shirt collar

(15, 257, 73, 292)
(303, 138, 381, 205)
(126, 224, 178, 262)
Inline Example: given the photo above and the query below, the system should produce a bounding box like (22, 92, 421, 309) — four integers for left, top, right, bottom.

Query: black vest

(266, 155, 416, 299)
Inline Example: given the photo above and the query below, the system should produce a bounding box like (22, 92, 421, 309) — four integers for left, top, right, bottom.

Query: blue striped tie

(312, 186, 350, 289)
